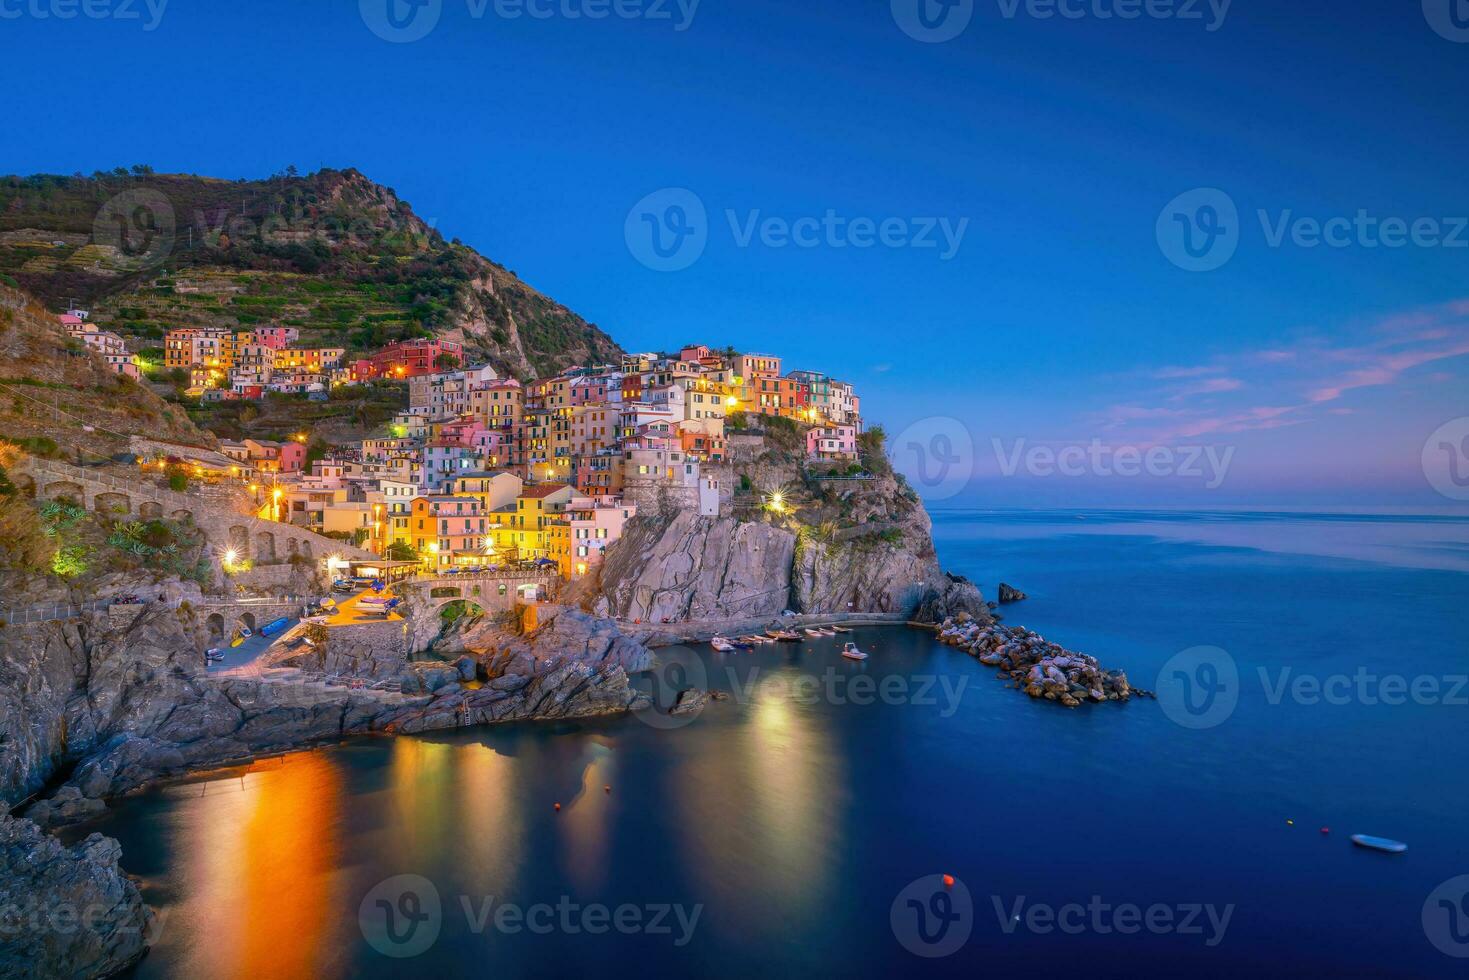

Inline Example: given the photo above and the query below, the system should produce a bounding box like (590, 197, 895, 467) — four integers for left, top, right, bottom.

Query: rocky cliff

(592, 465, 989, 626)
(1, 597, 649, 808)
(0, 803, 152, 980)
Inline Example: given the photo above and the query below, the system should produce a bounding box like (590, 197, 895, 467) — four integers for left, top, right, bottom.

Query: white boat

(1351, 834, 1407, 854)
(804, 628, 833, 638)
(841, 642, 869, 661)
(711, 636, 736, 652)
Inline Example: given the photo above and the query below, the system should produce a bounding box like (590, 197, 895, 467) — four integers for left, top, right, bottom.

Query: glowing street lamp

(766, 490, 787, 514)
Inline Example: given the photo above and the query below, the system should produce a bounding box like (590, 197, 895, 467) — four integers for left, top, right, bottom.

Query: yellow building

(487, 484, 573, 561)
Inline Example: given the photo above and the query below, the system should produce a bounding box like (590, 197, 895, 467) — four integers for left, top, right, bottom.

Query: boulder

(998, 583, 1028, 604)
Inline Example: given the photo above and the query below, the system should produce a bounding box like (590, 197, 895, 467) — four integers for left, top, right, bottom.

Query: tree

(385, 541, 419, 562)
(433, 352, 461, 371)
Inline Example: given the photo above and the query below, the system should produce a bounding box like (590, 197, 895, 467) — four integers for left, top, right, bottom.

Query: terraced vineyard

(0, 168, 622, 379)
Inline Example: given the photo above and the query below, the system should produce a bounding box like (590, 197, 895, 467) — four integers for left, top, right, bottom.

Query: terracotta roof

(521, 484, 571, 498)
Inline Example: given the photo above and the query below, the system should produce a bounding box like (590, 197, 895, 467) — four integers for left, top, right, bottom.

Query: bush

(167, 472, 189, 492)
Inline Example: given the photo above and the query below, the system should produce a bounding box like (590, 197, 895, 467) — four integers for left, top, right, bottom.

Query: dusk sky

(5, 0, 1467, 509)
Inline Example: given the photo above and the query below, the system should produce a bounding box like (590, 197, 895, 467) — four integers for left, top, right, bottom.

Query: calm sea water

(85, 510, 1469, 979)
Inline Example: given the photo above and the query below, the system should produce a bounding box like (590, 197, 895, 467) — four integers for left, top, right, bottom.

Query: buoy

(1286, 819, 1294, 826)
(604, 785, 611, 793)
(553, 803, 561, 812)
(1320, 827, 1330, 835)
(942, 874, 955, 888)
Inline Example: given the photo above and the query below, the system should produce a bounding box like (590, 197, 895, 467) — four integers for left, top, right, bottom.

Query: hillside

(0, 168, 623, 379)
(0, 284, 209, 459)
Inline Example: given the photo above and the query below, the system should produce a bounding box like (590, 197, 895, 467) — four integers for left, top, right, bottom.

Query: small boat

(1351, 835, 1407, 854)
(841, 642, 869, 661)
(804, 628, 835, 638)
(766, 629, 801, 642)
(711, 636, 736, 652)
(830, 626, 851, 634)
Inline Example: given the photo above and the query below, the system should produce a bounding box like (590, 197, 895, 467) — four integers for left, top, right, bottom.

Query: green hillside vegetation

(0, 284, 210, 460)
(0, 168, 623, 379)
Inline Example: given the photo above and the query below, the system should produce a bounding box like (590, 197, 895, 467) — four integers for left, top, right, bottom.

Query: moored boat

(711, 636, 736, 652)
(1350, 834, 1407, 854)
(766, 629, 801, 642)
(841, 642, 869, 661)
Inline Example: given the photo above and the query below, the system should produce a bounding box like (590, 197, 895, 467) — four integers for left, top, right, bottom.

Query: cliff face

(594, 470, 989, 625)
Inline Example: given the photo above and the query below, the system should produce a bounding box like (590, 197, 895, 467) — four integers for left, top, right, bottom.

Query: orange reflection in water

(177, 753, 345, 980)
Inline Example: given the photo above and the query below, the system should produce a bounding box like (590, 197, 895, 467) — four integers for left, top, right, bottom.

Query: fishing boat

(830, 626, 851, 634)
(841, 642, 869, 661)
(1350, 835, 1407, 854)
(766, 629, 802, 642)
(711, 636, 736, 652)
(804, 627, 835, 638)
(740, 635, 772, 645)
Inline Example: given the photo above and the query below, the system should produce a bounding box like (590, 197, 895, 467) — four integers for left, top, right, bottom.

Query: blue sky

(4, 0, 1468, 509)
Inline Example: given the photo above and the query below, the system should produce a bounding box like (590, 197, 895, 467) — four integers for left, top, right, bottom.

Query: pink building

(807, 424, 859, 461)
(563, 495, 638, 578)
(252, 326, 300, 349)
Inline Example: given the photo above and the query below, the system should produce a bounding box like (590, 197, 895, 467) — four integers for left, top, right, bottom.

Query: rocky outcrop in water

(936, 617, 1137, 707)
(0, 803, 151, 979)
(998, 583, 1028, 604)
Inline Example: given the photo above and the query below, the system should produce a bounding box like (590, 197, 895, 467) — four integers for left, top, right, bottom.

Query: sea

(79, 509, 1469, 978)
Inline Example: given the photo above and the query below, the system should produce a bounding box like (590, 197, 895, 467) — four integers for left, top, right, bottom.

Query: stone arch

(439, 599, 487, 625)
(42, 481, 84, 503)
(171, 510, 194, 523)
(237, 612, 257, 634)
(287, 538, 299, 558)
(228, 526, 250, 556)
(139, 501, 163, 520)
(299, 539, 312, 560)
(256, 531, 276, 563)
(12, 472, 36, 498)
(430, 586, 462, 599)
(205, 613, 226, 646)
(94, 491, 131, 516)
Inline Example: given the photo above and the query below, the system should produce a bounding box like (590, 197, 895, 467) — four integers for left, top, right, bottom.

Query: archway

(94, 492, 131, 516)
(299, 538, 312, 559)
(237, 612, 257, 634)
(139, 501, 163, 520)
(42, 481, 83, 503)
(256, 531, 276, 563)
(287, 538, 299, 558)
(439, 599, 488, 626)
(229, 526, 250, 556)
(171, 509, 194, 523)
(205, 613, 226, 647)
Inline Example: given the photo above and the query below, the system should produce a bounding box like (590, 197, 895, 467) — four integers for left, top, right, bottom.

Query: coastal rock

(998, 583, 1028, 604)
(935, 618, 1133, 708)
(595, 506, 994, 627)
(0, 807, 152, 978)
(669, 689, 711, 716)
